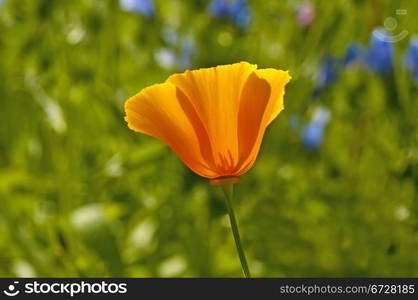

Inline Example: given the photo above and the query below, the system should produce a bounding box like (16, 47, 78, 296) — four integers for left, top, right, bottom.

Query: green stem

(221, 184, 251, 278)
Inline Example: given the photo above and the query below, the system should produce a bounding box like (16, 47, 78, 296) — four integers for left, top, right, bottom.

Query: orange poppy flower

(124, 62, 291, 180)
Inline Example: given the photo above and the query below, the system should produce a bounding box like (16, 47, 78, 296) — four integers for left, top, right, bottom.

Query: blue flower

(210, 0, 231, 17)
(302, 123, 325, 150)
(229, 0, 251, 28)
(365, 29, 394, 75)
(343, 43, 365, 66)
(301, 106, 331, 150)
(313, 56, 340, 97)
(210, 0, 251, 28)
(120, 0, 154, 17)
(404, 37, 418, 83)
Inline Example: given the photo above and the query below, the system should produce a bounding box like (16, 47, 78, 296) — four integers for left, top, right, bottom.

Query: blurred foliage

(0, 0, 417, 277)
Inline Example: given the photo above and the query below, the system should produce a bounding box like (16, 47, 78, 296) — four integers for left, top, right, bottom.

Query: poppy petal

(254, 69, 291, 125)
(236, 72, 271, 174)
(168, 62, 256, 174)
(124, 82, 218, 178)
(235, 69, 291, 174)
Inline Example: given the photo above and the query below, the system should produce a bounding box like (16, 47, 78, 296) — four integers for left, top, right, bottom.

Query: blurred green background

(0, 0, 417, 277)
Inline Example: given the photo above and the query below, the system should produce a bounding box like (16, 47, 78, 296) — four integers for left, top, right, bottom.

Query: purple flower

(302, 106, 331, 150)
(120, 0, 154, 17)
(297, 1, 315, 28)
(404, 37, 418, 83)
(365, 29, 394, 76)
